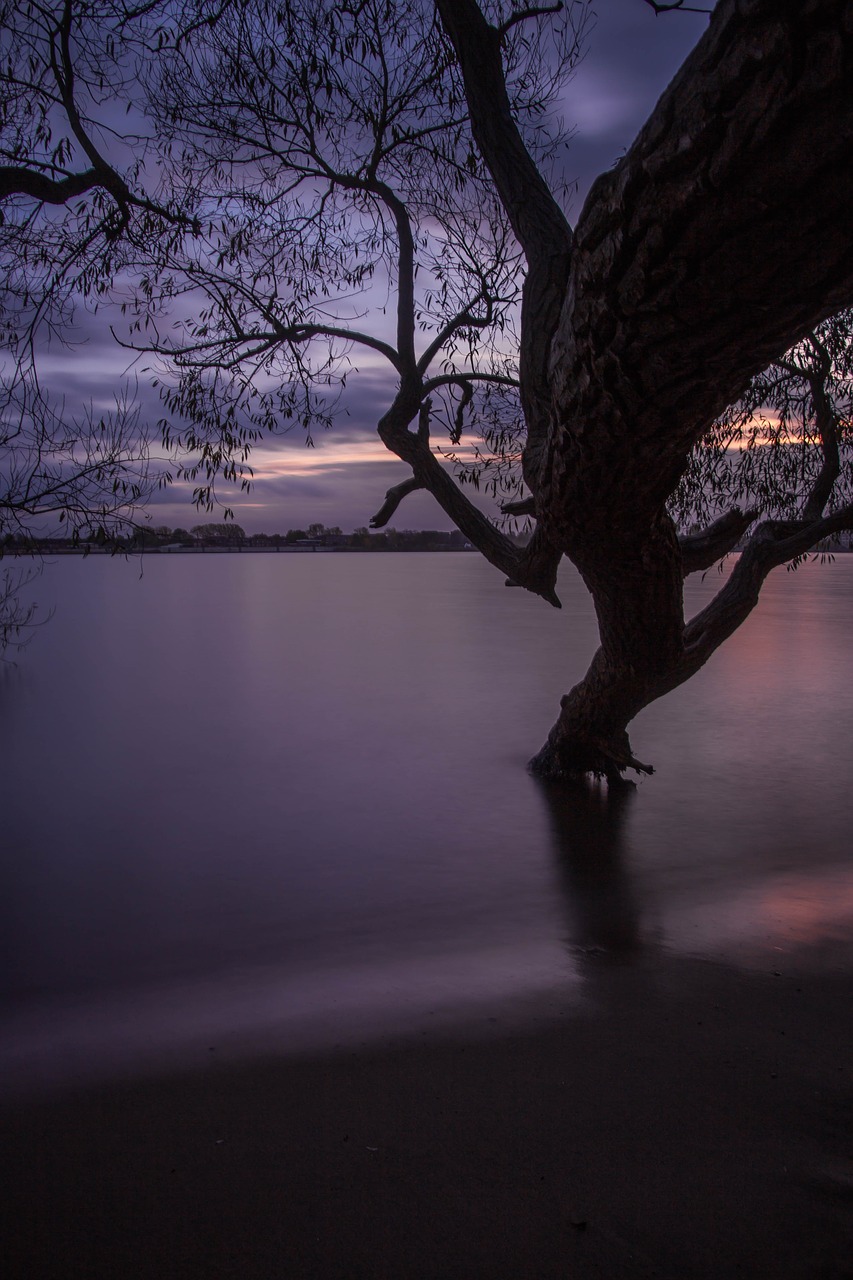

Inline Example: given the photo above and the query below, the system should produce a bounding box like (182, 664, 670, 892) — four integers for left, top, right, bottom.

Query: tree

(6, 0, 853, 775)
(433, 0, 853, 778)
(0, 379, 155, 651)
(0, 0, 190, 648)
(190, 521, 247, 541)
(0, 383, 153, 540)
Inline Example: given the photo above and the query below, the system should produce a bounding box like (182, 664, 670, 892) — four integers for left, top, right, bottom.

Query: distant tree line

(1, 522, 473, 553)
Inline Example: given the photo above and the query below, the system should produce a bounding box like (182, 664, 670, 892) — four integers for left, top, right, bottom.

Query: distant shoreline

(2, 544, 478, 556)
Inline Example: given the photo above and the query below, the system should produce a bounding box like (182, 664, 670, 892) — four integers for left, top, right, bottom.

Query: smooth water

(2, 552, 852, 1090)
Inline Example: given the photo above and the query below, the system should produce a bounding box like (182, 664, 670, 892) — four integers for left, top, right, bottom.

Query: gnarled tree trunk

(531, 515, 685, 779)
(437, 0, 853, 779)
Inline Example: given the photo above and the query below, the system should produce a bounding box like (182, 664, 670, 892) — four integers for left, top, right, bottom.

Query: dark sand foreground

(2, 949, 852, 1279)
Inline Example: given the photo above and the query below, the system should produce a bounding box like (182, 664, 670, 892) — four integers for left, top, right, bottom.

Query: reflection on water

(1, 552, 852, 1091)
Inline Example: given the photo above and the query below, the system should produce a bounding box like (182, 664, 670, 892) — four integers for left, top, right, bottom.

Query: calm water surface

(2, 552, 852, 1090)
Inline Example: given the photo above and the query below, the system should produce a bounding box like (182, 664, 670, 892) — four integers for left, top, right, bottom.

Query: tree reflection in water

(538, 779, 645, 962)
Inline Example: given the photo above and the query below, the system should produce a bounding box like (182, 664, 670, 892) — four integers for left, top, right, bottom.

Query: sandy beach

(3, 945, 852, 1279)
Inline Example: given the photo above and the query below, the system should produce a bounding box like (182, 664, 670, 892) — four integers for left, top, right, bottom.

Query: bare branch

(371, 180, 417, 373)
(434, 0, 572, 264)
(498, 5, 563, 41)
(369, 476, 424, 529)
(641, 1, 712, 14)
(416, 300, 491, 376)
(120, 320, 402, 372)
(0, 3, 192, 231)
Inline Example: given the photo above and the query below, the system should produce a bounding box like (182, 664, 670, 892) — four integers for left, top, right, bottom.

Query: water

(2, 551, 852, 1091)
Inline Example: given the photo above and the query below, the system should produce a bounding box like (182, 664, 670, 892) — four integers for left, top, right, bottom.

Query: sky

(49, 0, 712, 536)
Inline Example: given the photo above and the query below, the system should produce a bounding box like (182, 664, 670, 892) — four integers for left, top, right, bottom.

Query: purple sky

(65, 1, 712, 535)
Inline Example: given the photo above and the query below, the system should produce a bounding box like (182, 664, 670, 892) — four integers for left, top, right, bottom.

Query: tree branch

(678, 507, 758, 575)
(433, 0, 572, 266)
(511, 523, 563, 605)
(421, 372, 518, 396)
(1, 4, 192, 232)
(500, 495, 535, 516)
(370, 476, 424, 528)
(434, 0, 573, 492)
(377, 389, 561, 605)
(370, 179, 417, 373)
(498, 5, 562, 40)
(675, 503, 853, 684)
(449, 381, 473, 444)
(803, 366, 841, 521)
(0, 165, 100, 204)
(0, 155, 186, 225)
(416, 297, 490, 376)
(47, 0, 137, 217)
(641, 1, 712, 14)
(125, 319, 402, 372)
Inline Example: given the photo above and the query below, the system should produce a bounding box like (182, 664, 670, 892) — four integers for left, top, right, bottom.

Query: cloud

(149, 453, 476, 534)
(561, 0, 711, 204)
(565, 70, 649, 141)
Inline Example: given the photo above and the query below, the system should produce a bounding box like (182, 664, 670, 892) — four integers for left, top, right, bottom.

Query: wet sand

(2, 948, 852, 1279)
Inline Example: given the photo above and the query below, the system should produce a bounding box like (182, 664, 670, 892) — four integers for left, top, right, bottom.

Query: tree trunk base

(528, 728, 654, 785)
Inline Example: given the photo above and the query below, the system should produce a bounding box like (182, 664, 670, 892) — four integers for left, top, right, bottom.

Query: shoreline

(3, 946, 851, 1279)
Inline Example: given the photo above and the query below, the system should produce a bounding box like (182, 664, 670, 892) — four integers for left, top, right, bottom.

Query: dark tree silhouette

(0, 1, 189, 648)
(436, 0, 853, 778)
(190, 521, 247, 541)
